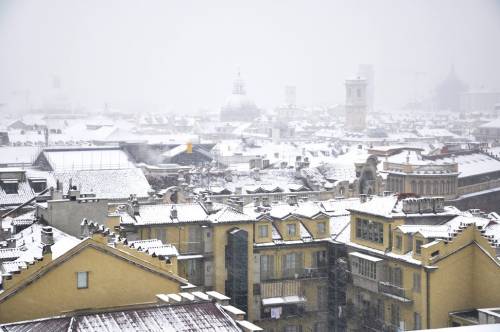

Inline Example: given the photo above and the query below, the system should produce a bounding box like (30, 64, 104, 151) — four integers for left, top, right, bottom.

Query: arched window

(426, 181, 432, 195)
(418, 181, 424, 195)
(411, 180, 417, 193)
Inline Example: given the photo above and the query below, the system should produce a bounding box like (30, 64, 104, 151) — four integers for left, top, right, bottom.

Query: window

(415, 240, 423, 255)
(259, 225, 269, 238)
(313, 322, 327, 332)
(1, 180, 18, 194)
(282, 252, 303, 277)
(157, 228, 167, 243)
(414, 312, 422, 330)
(317, 286, 328, 310)
(393, 267, 403, 287)
(413, 272, 421, 293)
(377, 299, 385, 320)
(287, 223, 297, 237)
(77, 271, 88, 289)
(391, 303, 400, 326)
(312, 250, 327, 268)
(260, 255, 275, 281)
(395, 235, 402, 250)
(317, 222, 326, 235)
(356, 219, 384, 244)
(357, 88, 362, 97)
(284, 325, 300, 332)
(355, 257, 377, 280)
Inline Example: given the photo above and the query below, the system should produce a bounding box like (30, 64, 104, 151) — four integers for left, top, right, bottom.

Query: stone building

(345, 77, 368, 132)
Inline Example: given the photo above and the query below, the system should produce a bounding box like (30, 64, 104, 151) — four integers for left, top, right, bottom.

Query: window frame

(258, 224, 269, 238)
(317, 221, 326, 235)
(76, 271, 88, 289)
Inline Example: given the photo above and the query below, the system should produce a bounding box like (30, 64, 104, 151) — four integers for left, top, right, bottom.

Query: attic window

(77, 271, 89, 289)
(29, 179, 47, 193)
(1, 179, 18, 194)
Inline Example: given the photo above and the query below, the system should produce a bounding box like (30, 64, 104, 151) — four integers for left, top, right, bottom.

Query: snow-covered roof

(52, 168, 151, 200)
(1, 223, 80, 277)
(123, 202, 254, 226)
(40, 147, 135, 171)
(0, 302, 243, 331)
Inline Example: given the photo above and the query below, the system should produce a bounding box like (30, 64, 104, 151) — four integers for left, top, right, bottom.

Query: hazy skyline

(1, 0, 499, 113)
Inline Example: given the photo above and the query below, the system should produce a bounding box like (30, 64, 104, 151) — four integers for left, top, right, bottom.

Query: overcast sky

(0, 0, 499, 113)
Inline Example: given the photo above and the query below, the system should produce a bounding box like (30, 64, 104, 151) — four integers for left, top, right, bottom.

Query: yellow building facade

(118, 200, 335, 332)
(0, 230, 187, 323)
(346, 195, 500, 331)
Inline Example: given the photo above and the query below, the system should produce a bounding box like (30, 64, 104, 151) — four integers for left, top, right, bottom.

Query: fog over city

(1, 0, 500, 113)
(3, 1, 500, 332)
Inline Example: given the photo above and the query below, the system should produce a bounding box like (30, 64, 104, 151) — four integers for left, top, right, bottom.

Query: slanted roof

(0, 302, 243, 331)
(36, 147, 135, 171)
(52, 168, 151, 200)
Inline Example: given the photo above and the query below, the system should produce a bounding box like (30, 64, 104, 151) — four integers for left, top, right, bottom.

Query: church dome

(223, 94, 257, 111)
(220, 72, 260, 122)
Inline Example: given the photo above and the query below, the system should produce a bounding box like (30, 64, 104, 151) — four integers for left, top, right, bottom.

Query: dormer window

(317, 222, 326, 235)
(258, 225, 269, 238)
(29, 178, 47, 193)
(415, 240, 423, 255)
(287, 223, 297, 237)
(1, 179, 18, 194)
(395, 235, 402, 250)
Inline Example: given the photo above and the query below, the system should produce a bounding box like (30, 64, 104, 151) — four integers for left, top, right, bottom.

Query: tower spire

(232, 68, 245, 95)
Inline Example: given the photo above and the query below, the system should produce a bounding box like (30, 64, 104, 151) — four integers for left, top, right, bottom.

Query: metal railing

(378, 281, 411, 301)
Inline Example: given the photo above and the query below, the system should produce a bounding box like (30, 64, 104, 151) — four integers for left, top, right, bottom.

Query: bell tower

(345, 77, 367, 131)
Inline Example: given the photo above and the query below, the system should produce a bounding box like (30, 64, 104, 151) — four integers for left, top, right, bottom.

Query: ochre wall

(0, 246, 181, 323)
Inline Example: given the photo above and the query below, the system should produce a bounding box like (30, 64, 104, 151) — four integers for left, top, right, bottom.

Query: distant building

(358, 64, 374, 111)
(435, 67, 467, 112)
(220, 72, 260, 122)
(33, 147, 152, 201)
(285, 85, 297, 107)
(345, 77, 368, 132)
(460, 90, 500, 113)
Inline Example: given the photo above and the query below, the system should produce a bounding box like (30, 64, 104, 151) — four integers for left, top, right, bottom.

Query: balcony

(378, 282, 412, 302)
(260, 303, 306, 320)
(275, 267, 328, 280)
(303, 266, 328, 279)
(177, 242, 203, 255)
(351, 273, 379, 293)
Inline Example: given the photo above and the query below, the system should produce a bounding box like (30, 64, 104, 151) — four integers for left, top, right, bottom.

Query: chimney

(41, 226, 54, 246)
(131, 197, 140, 215)
(68, 184, 80, 201)
(234, 199, 243, 212)
(81, 218, 91, 238)
(253, 197, 260, 207)
(360, 194, 367, 203)
(170, 205, 178, 219)
(204, 197, 214, 213)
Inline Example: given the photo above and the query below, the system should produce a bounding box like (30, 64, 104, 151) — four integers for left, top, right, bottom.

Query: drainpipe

(426, 267, 431, 329)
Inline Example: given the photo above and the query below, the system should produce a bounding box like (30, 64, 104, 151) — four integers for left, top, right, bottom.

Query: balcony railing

(378, 282, 412, 302)
(177, 242, 203, 255)
(277, 267, 328, 280)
